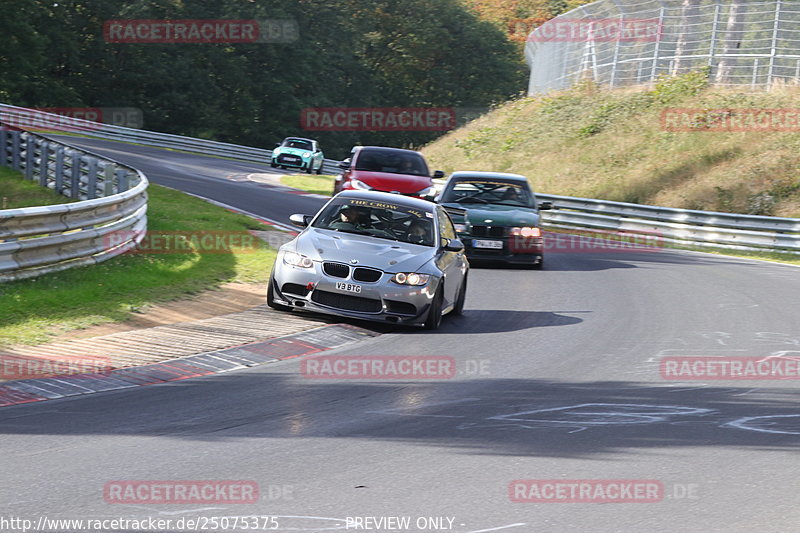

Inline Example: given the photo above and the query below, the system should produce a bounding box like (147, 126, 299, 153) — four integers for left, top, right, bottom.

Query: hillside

(422, 72, 800, 217)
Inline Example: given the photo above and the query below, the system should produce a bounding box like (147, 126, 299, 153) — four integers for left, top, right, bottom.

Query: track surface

(2, 137, 800, 532)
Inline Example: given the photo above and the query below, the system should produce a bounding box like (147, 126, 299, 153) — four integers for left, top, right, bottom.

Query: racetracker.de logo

(105, 230, 263, 254)
(661, 356, 800, 380)
(301, 108, 457, 131)
(529, 18, 662, 42)
(104, 19, 298, 44)
(301, 356, 456, 379)
(0, 355, 112, 380)
(509, 480, 664, 503)
(543, 230, 664, 252)
(103, 481, 259, 504)
(662, 108, 800, 132)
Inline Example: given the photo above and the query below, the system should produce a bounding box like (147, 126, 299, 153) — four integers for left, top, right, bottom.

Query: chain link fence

(526, 0, 800, 94)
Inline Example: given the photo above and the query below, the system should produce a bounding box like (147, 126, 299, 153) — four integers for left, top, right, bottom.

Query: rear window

(354, 149, 429, 176)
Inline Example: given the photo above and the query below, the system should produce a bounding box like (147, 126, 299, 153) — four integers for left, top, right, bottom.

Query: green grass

(0, 166, 76, 209)
(423, 72, 800, 218)
(0, 184, 278, 347)
(281, 174, 336, 196)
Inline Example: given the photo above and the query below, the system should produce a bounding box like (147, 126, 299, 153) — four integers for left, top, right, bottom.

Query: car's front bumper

(271, 262, 437, 326)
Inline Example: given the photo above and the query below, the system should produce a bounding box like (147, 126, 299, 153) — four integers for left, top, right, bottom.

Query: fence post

(752, 58, 760, 89)
(54, 147, 65, 195)
(104, 164, 115, 196)
(0, 129, 6, 167)
(86, 157, 98, 200)
(24, 135, 35, 180)
(708, 4, 720, 67)
(70, 150, 81, 199)
(11, 131, 21, 171)
(39, 141, 49, 188)
(768, 0, 782, 87)
(609, 14, 623, 88)
(650, 7, 665, 83)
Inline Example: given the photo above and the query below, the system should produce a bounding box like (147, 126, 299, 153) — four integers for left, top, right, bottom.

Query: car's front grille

(311, 290, 382, 313)
(471, 226, 505, 237)
(281, 283, 310, 297)
(277, 154, 301, 163)
(385, 300, 417, 315)
(352, 267, 382, 282)
(323, 262, 350, 278)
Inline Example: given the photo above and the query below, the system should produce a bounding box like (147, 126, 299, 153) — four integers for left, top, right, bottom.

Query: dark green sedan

(437, 171, 552, 269)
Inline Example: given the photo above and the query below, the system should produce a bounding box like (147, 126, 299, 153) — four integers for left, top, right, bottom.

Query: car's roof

(284, 137, 315, 142)
(335, 190, 436, 211)
(448, 171, 528, 183)
(354, 146, 423, 156)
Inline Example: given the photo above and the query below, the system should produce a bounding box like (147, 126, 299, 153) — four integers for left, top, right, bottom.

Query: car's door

(435, 207, 464, 307)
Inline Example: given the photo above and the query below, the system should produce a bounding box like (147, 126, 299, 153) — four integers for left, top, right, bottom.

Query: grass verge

(0, 183, 277, 347)
(0, 166, 76, 209)
(281, 174, 335, 196)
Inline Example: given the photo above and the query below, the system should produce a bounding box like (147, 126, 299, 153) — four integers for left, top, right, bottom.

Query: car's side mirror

(432, 170, 445, 179)
(443, 238, 464, 252)
(338, 158, 351, 169)
(275, 142, 281, 147)
(289, 213, 311, 228)
(538, 201, 553, 210)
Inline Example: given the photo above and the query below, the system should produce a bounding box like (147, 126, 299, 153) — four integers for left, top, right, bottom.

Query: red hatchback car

(333, 146, 444, 200)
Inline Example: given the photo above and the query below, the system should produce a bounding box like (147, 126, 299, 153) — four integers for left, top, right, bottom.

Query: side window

(437, 208, 456, 245)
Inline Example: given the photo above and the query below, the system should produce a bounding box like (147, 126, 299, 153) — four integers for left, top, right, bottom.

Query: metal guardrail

(3, 104, 798, 255)
(535, 193, 800, 253)
(0, 127, 148, 282)
(0, 104, 341, 175)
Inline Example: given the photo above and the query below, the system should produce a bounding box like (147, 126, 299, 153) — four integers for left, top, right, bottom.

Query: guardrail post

(116, 168, 128, 192)
(0, 128, 6, 167)
(86, 157, 98, 199)
(104, 164, 115, 196)
(54, 147, 65, 195)
(24, 135, 35, 180)
(39, 141, 50, 188)
(70, 150, 81, 199)
(10, 131, 21, 171)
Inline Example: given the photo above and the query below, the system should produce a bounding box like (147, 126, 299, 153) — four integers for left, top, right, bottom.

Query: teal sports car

(271, 137, 324, 174)
(437, 171, 552, 269)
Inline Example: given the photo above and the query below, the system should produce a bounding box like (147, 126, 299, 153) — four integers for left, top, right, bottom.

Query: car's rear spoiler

(441, 205, 467, 219)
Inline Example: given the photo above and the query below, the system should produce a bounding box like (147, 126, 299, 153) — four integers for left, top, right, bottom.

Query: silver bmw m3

(267, 190, 469, 329)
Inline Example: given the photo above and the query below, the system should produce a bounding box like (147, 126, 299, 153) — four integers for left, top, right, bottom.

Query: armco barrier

(3, 104, 799, 255)
(0, 126, 148, 282)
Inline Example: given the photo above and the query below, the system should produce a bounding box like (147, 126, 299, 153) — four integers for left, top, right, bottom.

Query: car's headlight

(453, 223, 468, 233)
(301, 152, 311, 159)
(391, 272, 431, 286)
(510, 227, 541, 237)
(351, 179, 372, 190)
(417, 186, 435, 197)
(282, 251, 314, 268)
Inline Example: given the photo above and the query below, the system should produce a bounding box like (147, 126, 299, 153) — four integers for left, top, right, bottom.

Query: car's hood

(441, 202, 540, 227)
(275, 147, 311, 157)
(294, 228, 433, 272)
(351, 170, 432, 194)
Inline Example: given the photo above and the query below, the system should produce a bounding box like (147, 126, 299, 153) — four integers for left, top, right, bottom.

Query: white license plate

(335, 281, 362, 294)
(473, 239, 503, 249)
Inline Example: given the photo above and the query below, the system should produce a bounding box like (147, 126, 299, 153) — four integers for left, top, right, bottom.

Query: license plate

(473, 239, 503, 249)
(335, 281, 362, 294)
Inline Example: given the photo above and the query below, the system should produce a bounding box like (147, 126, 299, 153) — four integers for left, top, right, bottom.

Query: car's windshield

(312, 198, 436, 246)
(283, 139, 313, 150)
(354, 149, 430, 176)
(440, 179, 535, 208)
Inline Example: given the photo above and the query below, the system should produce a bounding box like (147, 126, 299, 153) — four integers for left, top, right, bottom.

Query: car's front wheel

(305, 163, 313, 174)
(267, 275, 292, 312)
(315, 162, 323, 175)
(423, 285, 444, 330)
(270, 160, 278, 168)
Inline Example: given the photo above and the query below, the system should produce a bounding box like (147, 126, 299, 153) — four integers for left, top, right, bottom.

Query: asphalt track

(2, 136, 800, 532)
